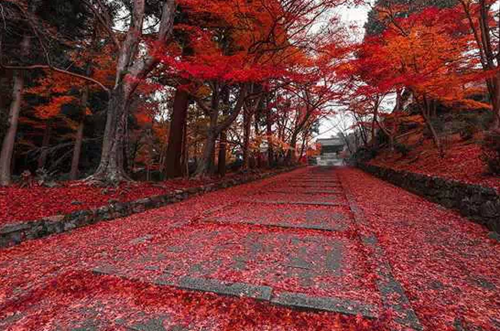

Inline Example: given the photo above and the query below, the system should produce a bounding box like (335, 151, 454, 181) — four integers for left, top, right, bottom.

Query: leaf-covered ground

(0, 171, 273, 226)
(369, 140, 500, 191)
(338, 168, 500, 330)
(1, 167, 499, 330)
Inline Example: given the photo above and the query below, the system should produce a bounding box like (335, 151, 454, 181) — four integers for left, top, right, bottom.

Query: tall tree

(89, 0, 176, 182)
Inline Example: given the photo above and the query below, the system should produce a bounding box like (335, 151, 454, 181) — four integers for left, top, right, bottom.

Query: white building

(316, 138, 345, 166)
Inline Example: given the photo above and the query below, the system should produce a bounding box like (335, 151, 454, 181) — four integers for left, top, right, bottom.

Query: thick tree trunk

(70, 120, 85, 180)
(195, 86, 221, 177)
(195, 99, 219, 177)
(91, 85, 130, 182)
(89, 0, 175, 183)
(492, 72, 500, 129)
(195, 84, 247, 177)
(0, 70, 24, 186)
(38, 120, 53, 170)
(165, 87, 189, 178)
(195, 129, 217, 177)
(286, 133, 298, 165)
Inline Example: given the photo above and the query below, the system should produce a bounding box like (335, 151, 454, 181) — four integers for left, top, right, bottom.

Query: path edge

(1, 166, 303, 249)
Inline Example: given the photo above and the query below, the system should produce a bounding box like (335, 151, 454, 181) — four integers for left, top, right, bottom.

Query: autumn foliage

(0, 0, 362, 184)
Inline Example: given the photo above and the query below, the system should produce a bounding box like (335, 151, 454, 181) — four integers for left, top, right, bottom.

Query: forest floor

(0, 167, 499, 330)
(0, 169, 274, 226)
(368, 137, 500, 191)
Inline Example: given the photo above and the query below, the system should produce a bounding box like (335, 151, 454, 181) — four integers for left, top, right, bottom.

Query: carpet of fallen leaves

(0, 168, 381, 330)
(1, 271, 378, 331)
(1, 167, 499, 330)
(338, 168, 500, 331)
(369, 140, 500, 191)
(0, 171, 271, 226)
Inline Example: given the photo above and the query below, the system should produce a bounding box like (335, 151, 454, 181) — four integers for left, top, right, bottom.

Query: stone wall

(0, 167, 300, 249)
(359, 164, 500, 234)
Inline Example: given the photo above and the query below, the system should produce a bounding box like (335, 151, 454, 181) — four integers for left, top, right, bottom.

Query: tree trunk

(0, 72, 11, 118)
(89, 0, 175, 183)
(266, 106, 274, 167)
(492, 71, 500, 129)
(165, 87, 189, 178)
(196, 129, 217, 177)
(181, 118, 189, 177)
(254, 109, 262, 168)
(0, 70, 25, 186)
(91, 85, 130, 182)
(422, 104, 444, 158)
(242, 106, 252, 169)
(195, 84, 247, 177)
(299, 131, 308, 163)
(462, 0, 500, 129)
(217, 87, 230, 176)
(0, 35, 30, 186)
(38, 120, 53, 170)
(195, 98, 219, 177)
(70, 120, 85, 180)
(217, 131, 227, 176)
(69, 54, 93, 181)
(209, 141, 217, 174)
(286, 133, 298, 165)
(371, 98, 380, 147)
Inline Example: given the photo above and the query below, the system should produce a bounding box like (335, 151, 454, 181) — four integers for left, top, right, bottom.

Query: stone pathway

(87, 167, 421, 330)
(6, 166, 497, 330)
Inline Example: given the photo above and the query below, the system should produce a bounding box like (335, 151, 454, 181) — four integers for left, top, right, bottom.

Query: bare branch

(0, 63, 110, 94)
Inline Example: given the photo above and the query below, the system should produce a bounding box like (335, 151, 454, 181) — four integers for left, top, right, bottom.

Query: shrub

(481, 129, 500, 175)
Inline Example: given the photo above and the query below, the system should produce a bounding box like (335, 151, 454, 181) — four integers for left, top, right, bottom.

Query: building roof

(316, 138, 344, 147)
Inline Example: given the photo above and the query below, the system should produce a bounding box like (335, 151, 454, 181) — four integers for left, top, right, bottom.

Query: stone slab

(287, 184, 344, 189)
(205, 219, 345, 232)
(265, 190, 344, 195)
(90, 268, 379, 320)
(175, 276, 273, 301)
(271, 292, 378, 319)
(244, 200, 346, 207)
(90, 228, 371, 302)
(0, 222, 32, 234)
(121, 317, 171, 331)
(203, 203, 351, 232)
